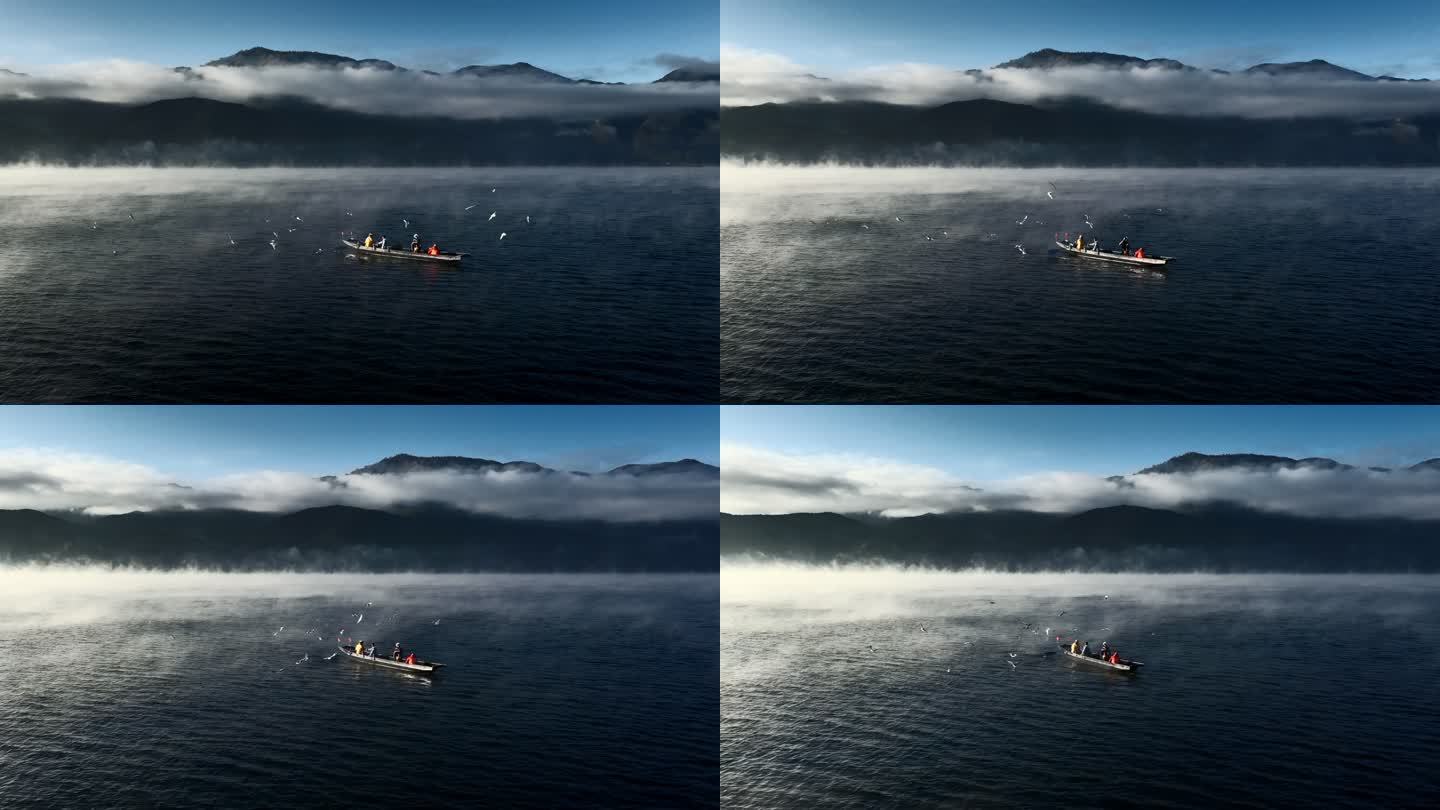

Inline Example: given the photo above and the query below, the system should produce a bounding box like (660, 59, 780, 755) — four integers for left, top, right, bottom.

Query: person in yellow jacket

(1075, 234, 1085, 251)
(363, 233, 375, 249)
(1070, 639, 1080, 654)
(355, 640, 365, 656)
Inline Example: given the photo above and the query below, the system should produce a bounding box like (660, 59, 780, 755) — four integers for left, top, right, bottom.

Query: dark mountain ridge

(0, 504, 716, 572)
(722, 451, 1440, 571)
(722, 48, 1438, 166)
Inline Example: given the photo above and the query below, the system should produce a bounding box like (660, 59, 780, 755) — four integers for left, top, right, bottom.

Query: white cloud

(0, 61, 717, 120)
(0, 449, 716, 521)
(720, 443, 1440, 519)
(719, 44, 1440, 118)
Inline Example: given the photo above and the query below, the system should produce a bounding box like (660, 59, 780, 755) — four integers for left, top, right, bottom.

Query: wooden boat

(1055, 241, 1172, 267)
(1058, 645, 1141, 672)
(340, 239, 465, 264)
(337, 644, 445, 674)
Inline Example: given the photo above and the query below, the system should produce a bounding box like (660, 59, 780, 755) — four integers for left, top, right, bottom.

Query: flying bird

(525, 215, 530, 224)
(895, 216, 903, 222)
(499, 232, 507, 241)
(294, 216, 304, 222)
(1016, 214, 1028, 225)
(1014, 244, 1026, 255)
(268, 239, 277, 250)
(465, 204, 478, 211)
(1047, 191, 1054, 199)
(487, 212, 497, 221)
(402, 218, 410, 228)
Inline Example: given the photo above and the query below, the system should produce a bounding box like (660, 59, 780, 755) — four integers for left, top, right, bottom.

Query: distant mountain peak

(605, 459, 719, 477)
(204, 47, 399, 72)
(1243, 59, 1373, 80)
(655, 66, 720, 83)
(994, 48, 1193, 72)
(348, 454, 551, 476)
(1135, 452, 1352, 476)
(452, 62, 575, 83)
(344, 454, 716, 478)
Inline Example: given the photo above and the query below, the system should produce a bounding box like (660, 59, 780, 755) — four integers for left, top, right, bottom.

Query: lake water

(0, 167, 717, 403)
(721, 167, 1440, 403)
(0, 570, 718, 808)
(721, 565, 1440, 808)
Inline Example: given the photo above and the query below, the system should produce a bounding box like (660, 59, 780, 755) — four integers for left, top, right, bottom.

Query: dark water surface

(0, 571, 718, 808)
(721, 567, 1440, 808)
(721, 167, 1440, 402)
(0, 167, 717, 403)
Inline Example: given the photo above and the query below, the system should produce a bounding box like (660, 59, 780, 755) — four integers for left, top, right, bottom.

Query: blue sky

(722, 0, 1440, 78)
(721, 406, 1440, 479)
(0, 406, 718, 478)
(0, 0, 717, 81)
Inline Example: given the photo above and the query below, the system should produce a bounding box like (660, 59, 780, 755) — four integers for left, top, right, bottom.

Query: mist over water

(721, 563, 1440, 808)
(0, 166, 718, 403)
(0, 568, 718, 808)
(721, 166, 1440, 402)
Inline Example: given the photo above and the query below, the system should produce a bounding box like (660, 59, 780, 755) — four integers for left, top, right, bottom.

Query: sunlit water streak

(721, 167, 1440, 403)
(720, 566, 1440, 808)
(0, 571, 718, 808)
(0, 167, 717, 403)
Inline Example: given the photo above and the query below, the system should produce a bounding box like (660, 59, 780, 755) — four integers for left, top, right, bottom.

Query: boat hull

(337, 645, 444, 674)
(1059, 646, 1139, 672)
(1055, 241, 1171, 267)
(340, 239, 464, 263)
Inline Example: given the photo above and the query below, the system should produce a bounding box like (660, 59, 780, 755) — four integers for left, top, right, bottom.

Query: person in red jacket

(405, 652, 417, 665)
(1110, 651, 1121, 665)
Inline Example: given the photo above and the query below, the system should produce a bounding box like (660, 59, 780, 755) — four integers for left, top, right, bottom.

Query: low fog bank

(720, 510, 1440, 573)
(0, 63, 716, 121)
(722, 443, 1440, 520)
(721, 49, 1440, 119)
(0, 449, 717, 522)
(0, 563, 716, 629)
(719, 562, 1440, 666)
(0, 507, 718, 573)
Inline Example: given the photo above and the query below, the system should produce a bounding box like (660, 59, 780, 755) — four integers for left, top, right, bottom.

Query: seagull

(499, 232, 507, 241)
(861, 224, 870, 230)
(314, 248, 323, 254)
(465, 204, 478, 211)
(1014, 244, 1026, 255)
(228, 235, 236, 246)
(920, 624, 927, 633)
(491, 188, 497, 193)
(1016, 214, 1028, 225)
(1058, 610, 1067, 616)
(487, 212, 497, 221)
(1047, 191, 1054, 199)
(895, 216, 903, 222)
(272, 626, 284, 636)
(433, 619, 441, 625)
(296, 654, 309, 665)
(402, 218, 410, 228)
(294, 216, 304, 222)
(272, 231, 279, 239)
(127, 213, 134, 221)
(924, 235, 933, 241)
(345, 211, 353, 217)
(91, 222, 98, 230)
(325, 653, 338, 661)
(525, 215, 530, 224)
(287, 227, 296, 233)
(268, 239, 277, 250)
(1009, 660, 1017, 669)
(1084, 219, 1094, 229)
(356, 613, 364, 623)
